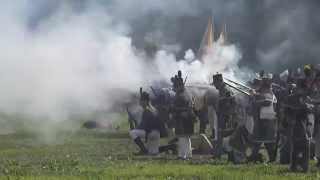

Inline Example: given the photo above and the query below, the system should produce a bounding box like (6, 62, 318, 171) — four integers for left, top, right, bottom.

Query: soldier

(212, 73, 236, 159)
(227, 125, 250, 163)
(248, 74, 278, 163)
(278, 83, 295, 164)
(286, 78, 313, 172)
(311, 72, 320, 167)
(129, 88, 163, 155)
(150, 87, 178, 154)
(171, 70, 196, 160)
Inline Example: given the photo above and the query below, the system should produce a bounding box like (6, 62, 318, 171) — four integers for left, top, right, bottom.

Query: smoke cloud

(0, 1, 242, 138)
(1, 0, 318, 138)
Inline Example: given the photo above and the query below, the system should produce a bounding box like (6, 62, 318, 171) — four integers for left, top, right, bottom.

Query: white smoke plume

(154, 41, 242, 84)
(0, 1, 242, 139)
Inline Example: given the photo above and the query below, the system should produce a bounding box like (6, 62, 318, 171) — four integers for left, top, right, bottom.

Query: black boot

(227, 151, 235, 162)
(134, 137, 148, 155)
(199, 121, 206, 134)
(211, 129, 215, 139)
(247, 153, 263, 163)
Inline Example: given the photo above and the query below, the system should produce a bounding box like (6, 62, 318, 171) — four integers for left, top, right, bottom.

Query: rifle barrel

(224, 78, 252, 91)
(224, 82, 251, 96)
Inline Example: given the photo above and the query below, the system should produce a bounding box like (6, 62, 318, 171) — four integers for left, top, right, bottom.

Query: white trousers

(130, 129, 160, 154)
(223, 136, 232, 152)
(178, 136, 192, 159)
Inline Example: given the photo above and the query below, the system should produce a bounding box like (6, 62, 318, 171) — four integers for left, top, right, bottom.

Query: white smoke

(154, 38, 242, 84)
(0, 1, 242, 138)
(0, 1, 149, 136)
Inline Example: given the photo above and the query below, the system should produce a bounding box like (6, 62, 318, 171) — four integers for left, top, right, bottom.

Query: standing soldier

(171, 70, 196, 160)
(248, 74, 278, 162)
(212, 73, 236, 158)
(129, 88, 163, 155)
(311, 72, 320, 167)
(286, 78, 313, 172)
(278, 83, 295, 164)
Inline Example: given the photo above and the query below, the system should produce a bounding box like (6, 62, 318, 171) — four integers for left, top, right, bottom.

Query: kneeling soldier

(130, 88, 162, 155)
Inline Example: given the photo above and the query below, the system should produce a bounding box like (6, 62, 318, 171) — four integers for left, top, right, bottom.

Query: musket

(224, 78, 252, 91)
(273, 116, 281, 162)
(224, 81, 251, 96)
(271, 83, 286, 91)
(184, 75, 188, 85)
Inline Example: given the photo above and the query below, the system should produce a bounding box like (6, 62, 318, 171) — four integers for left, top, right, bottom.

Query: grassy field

(0, 124, 320, 180)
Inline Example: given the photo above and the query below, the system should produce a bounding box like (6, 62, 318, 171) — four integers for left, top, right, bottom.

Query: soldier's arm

(171, 106, 189, 112)
(219, 96, 234, 102)
(254, 99, 272, 107)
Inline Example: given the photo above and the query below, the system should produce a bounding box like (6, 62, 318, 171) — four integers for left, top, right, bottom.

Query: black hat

(212, 73, 223, 83)
(178, 70, 182, 78)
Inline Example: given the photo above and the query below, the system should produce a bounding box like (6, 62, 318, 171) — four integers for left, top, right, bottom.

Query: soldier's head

(259, 70, 265, 78)
(178, 70, 182, 79)
(250, 78, 261, 89)
(261, 73, 272, 89)
(304, 64, 312, 78)
(212, 73, 224, 89)
(139, 87, 150, 109)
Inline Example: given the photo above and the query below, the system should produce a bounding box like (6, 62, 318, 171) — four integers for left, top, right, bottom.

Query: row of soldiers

(129, 70, 196, 159)
(128, 64, 320, 172)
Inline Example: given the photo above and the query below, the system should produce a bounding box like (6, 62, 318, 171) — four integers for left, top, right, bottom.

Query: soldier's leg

(193, 134, 214, 155)
(292, 139, 309, 172)
(290, 139, 299, 171)
(200, 119, 207, 134)
(288, 122, 298, 171)
(265, 143, 276, 162)
(167, 122, 178, 144)
(167, 128, 175, 140)
(178, 136, 187, 159)
(147, 130, 160, 155)
(215, 115, 226, 158)
(280, 135, 291, 164)
(248, 143, 263, 162)
(208, 106, 217, 139)
(301, 138, 310, 172)
(223, 136, 234, 162)
(130, 129, 147, 154)
(315, 132, 320, 167)
(186, 137, 192, 158)
(216, 128, 223, 158)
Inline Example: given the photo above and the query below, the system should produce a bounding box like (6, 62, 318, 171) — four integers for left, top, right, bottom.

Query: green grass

(0, 126, 320, 179)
